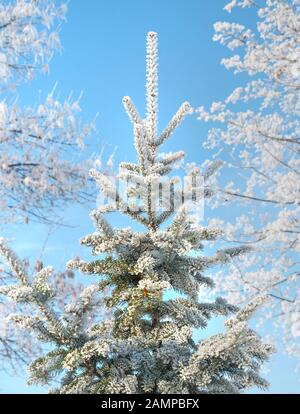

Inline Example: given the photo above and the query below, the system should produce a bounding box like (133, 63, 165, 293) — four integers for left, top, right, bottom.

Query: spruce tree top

(0, 32, 273, 394)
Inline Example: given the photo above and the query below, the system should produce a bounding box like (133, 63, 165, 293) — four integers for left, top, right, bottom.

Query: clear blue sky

(0, 0, 299, 393)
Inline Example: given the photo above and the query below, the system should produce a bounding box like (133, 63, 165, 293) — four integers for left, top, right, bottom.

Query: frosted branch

(122, 96, 142, 124)
(155, 102, 192, 146)
(146, 31, 158, 142)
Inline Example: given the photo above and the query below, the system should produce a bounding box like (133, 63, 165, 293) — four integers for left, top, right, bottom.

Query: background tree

(0, 0, 95, 225)
(198, 0, 300, 367)
(0, 0, 98, 373)
(0, 31, 273, 394)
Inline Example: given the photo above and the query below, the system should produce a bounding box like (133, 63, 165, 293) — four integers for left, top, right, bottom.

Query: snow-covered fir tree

(0, 31, 273, 394)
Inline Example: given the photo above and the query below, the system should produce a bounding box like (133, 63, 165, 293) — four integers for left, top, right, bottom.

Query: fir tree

(0, 32, 273, 394)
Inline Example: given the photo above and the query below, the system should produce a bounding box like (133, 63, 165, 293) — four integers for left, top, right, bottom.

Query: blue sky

(0, 0, 299, 393)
